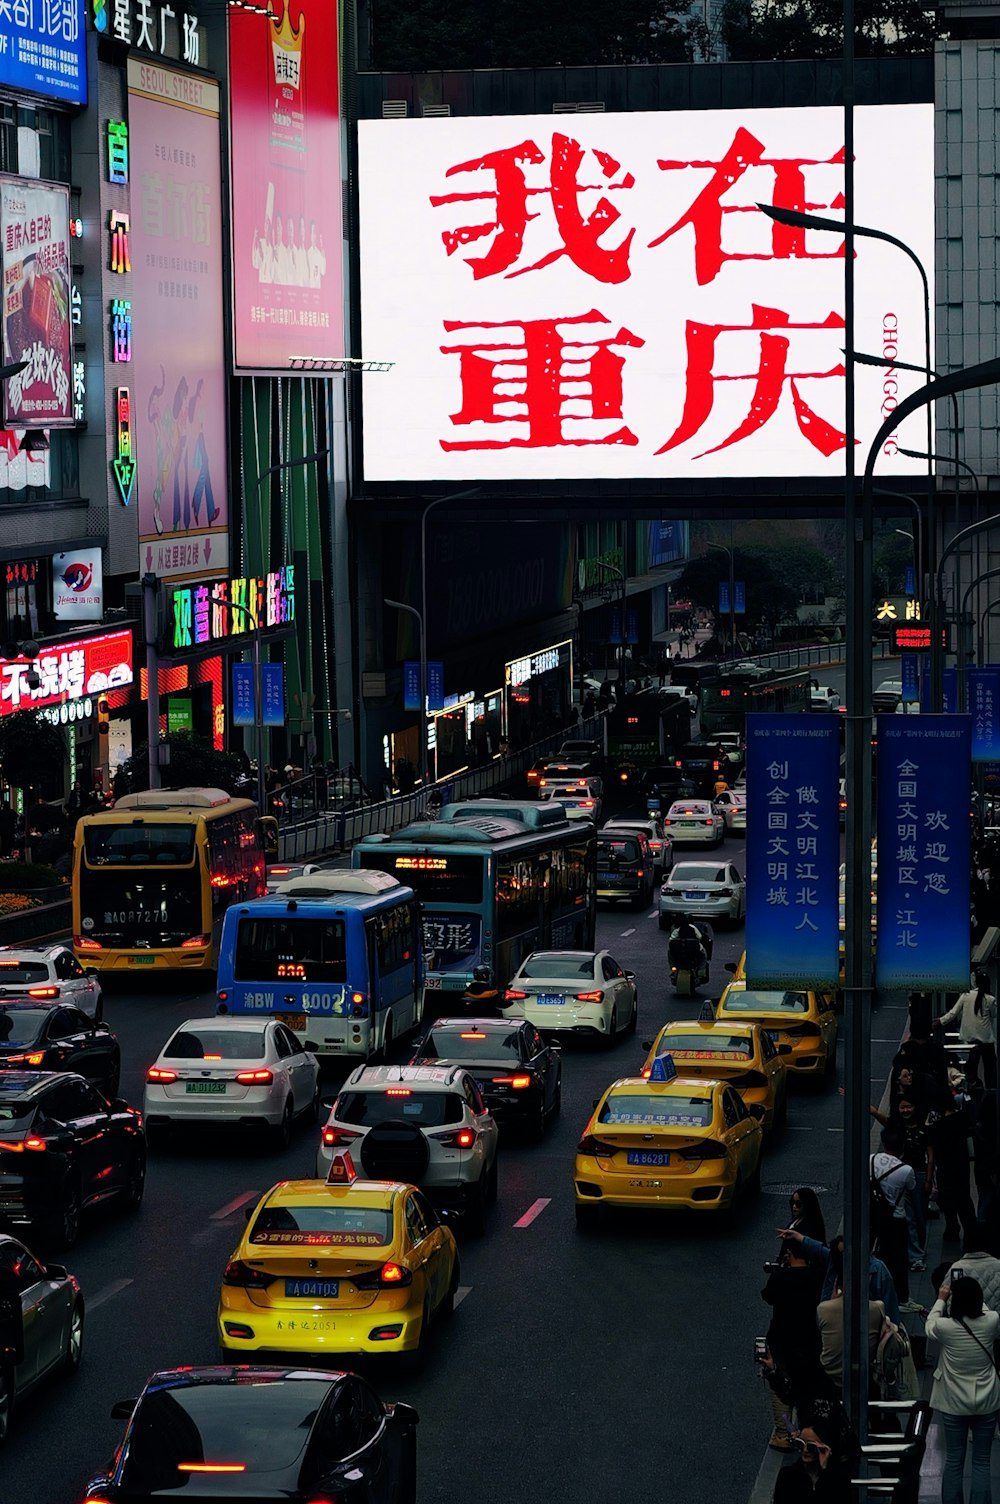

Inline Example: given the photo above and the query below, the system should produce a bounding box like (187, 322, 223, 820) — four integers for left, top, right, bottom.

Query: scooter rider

(668, 915, 710, 973)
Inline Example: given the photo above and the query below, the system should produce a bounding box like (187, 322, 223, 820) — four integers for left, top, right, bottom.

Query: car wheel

(747, 1158, 762, 1197)
(48, 1176, 81, 1251)
(64, 1300, 84, 1374)
(94, 999, 104, 1025)
(272, 1098, 293, 1152)
(0, 1365, 13, 1445)
(575, 1202, 601, 1231)
(401, 1299, 430, 1376)
(529, 1098, 546, 1142)
(379, 1017, 394, 1063)
(603, 1008, 618, 1049)
(121, 1149, 146, 1212)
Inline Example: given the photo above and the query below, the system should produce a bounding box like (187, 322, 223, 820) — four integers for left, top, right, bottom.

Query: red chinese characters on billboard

(228, 0, 344, 370)
(358, 106, 934, 481)
(0, 629, 133, 718)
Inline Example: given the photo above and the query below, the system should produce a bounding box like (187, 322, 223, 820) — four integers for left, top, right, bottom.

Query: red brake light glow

(235, 1069, 273, 1084)
(178, 1464, 247, 1474)
(203, 1054, 222, 1060)
(26, 986, 58, 999)
(454, 1128, 475, 1147)
(146, 1067, 178, 1083)
(181, 934, 209, 948)
(504, 989, 527, 1000)
(460, 1031, 487, 1039)
(380, 1261, 406, 1282)
(575, 990, 603, 1002)
(6, 1051, 45, 1066)
(511, 1075, 532, 1089)
(386, 1086, 412, 1096)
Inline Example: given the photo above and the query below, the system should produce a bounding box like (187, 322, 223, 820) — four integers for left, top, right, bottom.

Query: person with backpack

(925, 1274, 1000, 1504)
(815, 1237, 885, 1393)
(870, 1128, 918, 1309)
(940, 971, 998, 1090)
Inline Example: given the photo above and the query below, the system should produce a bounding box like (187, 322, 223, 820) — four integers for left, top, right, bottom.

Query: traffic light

(97, 696, 110, 740)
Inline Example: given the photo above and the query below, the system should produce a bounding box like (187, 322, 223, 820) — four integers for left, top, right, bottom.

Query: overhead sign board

(359, 104, 934, 482)
(2, 0, 86, 106)
(891, 622, 948, 653)
(0, 628, 133, 717)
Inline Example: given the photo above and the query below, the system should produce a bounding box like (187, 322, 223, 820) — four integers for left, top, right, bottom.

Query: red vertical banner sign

(228, 0, 344, 370)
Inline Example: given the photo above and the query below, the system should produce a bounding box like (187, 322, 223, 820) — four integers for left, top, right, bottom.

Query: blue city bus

(215, 870, 422, 1061)
(353, 800, 596, 1004)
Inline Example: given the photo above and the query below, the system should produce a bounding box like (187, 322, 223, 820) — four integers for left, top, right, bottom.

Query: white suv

(316, 1064, 499, 1231)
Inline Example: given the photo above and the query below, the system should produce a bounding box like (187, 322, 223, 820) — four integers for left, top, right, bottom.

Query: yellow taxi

(573, 1070, 763, 1226)
(639, 1019, 788, 1133)
(218, 1153, 459, 1363)
(715, 980, 838, 1079)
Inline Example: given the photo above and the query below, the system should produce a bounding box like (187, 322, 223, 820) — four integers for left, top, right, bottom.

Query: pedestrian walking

(925, 1275, 1000, 1504)
(760, 1241, 825, 1450)
(872, 1094, 932, 1271)
(940, 971, 997, 1090)
(656, 648, 668, 687)
(928, 1093, 979, 1247)
(870, 1129, 917, 1308)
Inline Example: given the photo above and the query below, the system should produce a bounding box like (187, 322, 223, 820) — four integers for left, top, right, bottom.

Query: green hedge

(0, 862, 65, 892)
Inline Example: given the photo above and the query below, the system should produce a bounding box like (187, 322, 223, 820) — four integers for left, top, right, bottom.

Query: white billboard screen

(359, 104, 934, 482)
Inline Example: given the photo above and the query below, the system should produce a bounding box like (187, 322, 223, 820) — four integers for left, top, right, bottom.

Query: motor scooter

(668, 937, 710, 996)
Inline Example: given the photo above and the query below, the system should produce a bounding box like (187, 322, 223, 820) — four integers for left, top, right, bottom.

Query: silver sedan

(713, 791, 747, 834)
(0, 1233, 84, 1442)
(658, 860, 747, 926)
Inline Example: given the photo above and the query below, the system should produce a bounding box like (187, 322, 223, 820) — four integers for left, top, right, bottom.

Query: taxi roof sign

(326, 1148, 358, 1186)
(649, 1053, 677, 1083)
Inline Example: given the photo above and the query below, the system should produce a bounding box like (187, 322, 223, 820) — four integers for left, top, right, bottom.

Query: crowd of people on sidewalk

(759, 983, 1000, 1504)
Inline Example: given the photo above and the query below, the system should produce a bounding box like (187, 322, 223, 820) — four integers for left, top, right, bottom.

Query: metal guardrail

(725, 639, 893, 674)
(277, 716, 607, 863)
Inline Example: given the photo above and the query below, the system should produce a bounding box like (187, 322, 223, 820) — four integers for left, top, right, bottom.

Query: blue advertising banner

(403, 661, 420, 712)
(609, 609, 622, 646)
(427, 661, 445, 713)
(734, 580, 746, 615)
(626, 608, 639, 646)
(969, 668, 1000, 763)
(719, 581, 731, 616)
(1, 0, 86, 106)
(647, 520, 688, 568)
(744, 715, 841, 988)
(901, 654, 919, 704)
(232, 663, 255, 727)
(261, 663, 285, 728)
(875, 715, 972, 991)
(905, 564, 916, 598)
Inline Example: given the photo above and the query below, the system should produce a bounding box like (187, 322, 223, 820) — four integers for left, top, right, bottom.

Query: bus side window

(376, 906, 410, 975)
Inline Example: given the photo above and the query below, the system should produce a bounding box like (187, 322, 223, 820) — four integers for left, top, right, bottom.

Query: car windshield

(335, 1090, 464, 1127)
(119, 1377, 334, 1487)
(0, 961, 49, 985)
(723, 990, 809, 1014)
(0, 1007, 49, 1045)
(84, 824, 196, 866)
(519, 955, 595, 980)
(672, 866, 726, 883)
(599, 1093, 713, 1127)
(664, 1034, 754, 1058)
(164, 1028, 266, 1061)
(420, 1028, 520, 1061)
(249, 1203, 392, 1247)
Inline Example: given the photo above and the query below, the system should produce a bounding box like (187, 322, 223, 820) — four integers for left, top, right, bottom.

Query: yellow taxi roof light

(326, 1148, 358, 1186)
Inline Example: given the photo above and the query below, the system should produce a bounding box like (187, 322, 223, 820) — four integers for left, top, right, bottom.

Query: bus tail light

(322, 1126, 360, 1148)
(350, 992, 369, 1018)
(75, 937, 101, 950)
(146, 1067, 178, 1083)
(181, 934, 210, 949)
(235, 1069, 273, 1084)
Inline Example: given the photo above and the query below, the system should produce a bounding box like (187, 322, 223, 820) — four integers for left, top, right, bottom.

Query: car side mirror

(641, 1040, 653, 1051)
(778, 1044, 793, 1056)
(724, 961, 737, 974)
(85, 967, 100, 978)
(108, 1097, 129, 1114)
(624, 970, 636, 981)
(44, 1262, 67, 1280)
(747, 1104, 766, 1122)
(111, 1398, 135, 1419)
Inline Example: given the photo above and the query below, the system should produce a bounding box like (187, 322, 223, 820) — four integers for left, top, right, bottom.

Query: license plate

(285, 1278, 340, 1299)
(185, 1080, 226, 1095)
(684, 892, 707, 900)
(598, 872, 622, 885)
(279, 1012, 307, 1032)
(129, 956, 155, 965)
(536, 993, 564, 1006)
(627, 1150, 671, 1166)
(676, 821, 696, 828)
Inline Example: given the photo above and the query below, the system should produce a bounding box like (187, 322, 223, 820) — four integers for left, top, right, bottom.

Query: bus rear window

(234, 917, 347, 983)
(84, 824, 196, 866)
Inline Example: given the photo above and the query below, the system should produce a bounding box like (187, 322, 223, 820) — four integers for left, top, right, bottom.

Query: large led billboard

(359, 105, 934, 482)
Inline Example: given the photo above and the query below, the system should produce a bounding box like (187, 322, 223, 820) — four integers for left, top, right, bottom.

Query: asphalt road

(4, 798, 907, 1504)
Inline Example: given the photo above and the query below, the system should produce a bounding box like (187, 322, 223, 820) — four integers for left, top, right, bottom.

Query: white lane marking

(212, 1190, 259, 1220)
(513, 1197, 551, 1228)
(89, 1278, 133, 1310)
(827, 1127, 845, 1133)
(620, 927, 636, 938)
(647, 910, 658, 919)
(454, 1285, 473, 1308)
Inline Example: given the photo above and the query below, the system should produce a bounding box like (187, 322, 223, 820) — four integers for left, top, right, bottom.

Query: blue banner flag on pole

(427, 662, 445, 713)
(744, 715, 841, 988)
(875, 715, 971, 991)
(609, 609, 622, 645)
(969, 668, 1000, 763)
(905, 564, 916, 598)
(901, 654, 919, 704)
(626, 608, 639, 645)
(403, 661, 420, 712)
(261, 664, 285, 727)
(734, 580, 746, 615)
(719, 581, 731, 616)
(232, 663, 255, 727)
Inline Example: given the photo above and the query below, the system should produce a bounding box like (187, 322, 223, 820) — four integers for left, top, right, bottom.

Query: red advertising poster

(1, 178, 72, 426)
(228, 0, 344, 370)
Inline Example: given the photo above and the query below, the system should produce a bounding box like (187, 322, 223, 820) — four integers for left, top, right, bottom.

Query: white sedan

(143, 1016, 320, 1146)
(265, 861, 322, 893)
(662, 799, 725, 846)
(659, 859, 747, 926)
(713, 790, 747, 833)
(0, 945, 103, 1021)
(502, 950, 637, 1046)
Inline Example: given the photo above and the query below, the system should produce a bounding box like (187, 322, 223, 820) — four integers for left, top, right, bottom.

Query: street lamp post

(707, 542, 736, 657)
(211, 595, 265, 816)
(384, 598, 426, 785)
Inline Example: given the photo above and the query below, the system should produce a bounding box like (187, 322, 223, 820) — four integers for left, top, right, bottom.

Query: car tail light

(0, 1136, 46, 1153)
(178, 1464, 247, 1474)
(504, 989, 527, 1001)
(636, 868, 644, 878)
(576, 1133, 617, 1156)
(75, 936, 101, 950)
(719, 887, 734, 897)
(385, 1087, 412, 1096)
(575, 990, 604, 1002)
(146, 1067, 178, 1083)
(322, 1125, 360, 1148)
(6, 1051, 45, 1066)
(782, 1021, 822, 1037)
(649, 841, 661, 851)
(461, 1031, 487, 1039)
(432, 1127, 476, 1148)
(703, 819, 714, 827)
(662, 886, 678, 896)
(354, 1261, 414, 1290)
(510, 1075, 532, 1089)
(26, 986, 58, 999)
(680, 1140, 728, 1160)
(181, 934, 209, 948)
(663, 819, 672, 826)
(713, 761, 720, 771)
(222, 1260, 273, 1289)
(235, 1069, 273, 1084)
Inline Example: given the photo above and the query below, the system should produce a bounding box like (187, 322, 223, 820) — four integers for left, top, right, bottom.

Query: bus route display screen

(363, 850, 484, 904)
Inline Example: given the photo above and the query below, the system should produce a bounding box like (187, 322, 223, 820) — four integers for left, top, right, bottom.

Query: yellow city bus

(72, 788, 271, 973)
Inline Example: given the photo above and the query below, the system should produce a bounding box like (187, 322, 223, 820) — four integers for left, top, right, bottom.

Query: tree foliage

(114, 731, 243, 798)
(0, 711, 66, 795)
(717, 0, 941, 61)
(674, 550, 800, 629)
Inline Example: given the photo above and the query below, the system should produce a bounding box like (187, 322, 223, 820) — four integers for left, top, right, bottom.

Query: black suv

(0, 1003, 121, 1096)
(0, 1072, 146, 1248)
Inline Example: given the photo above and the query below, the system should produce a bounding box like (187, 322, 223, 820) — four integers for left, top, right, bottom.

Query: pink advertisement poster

(1, 178, 72, 426)
(228, 0, 344, 370)
(127, 59, 229, 581)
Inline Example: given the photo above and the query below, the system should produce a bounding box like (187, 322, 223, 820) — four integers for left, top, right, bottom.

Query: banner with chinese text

(744, 715, 840, 988)
(359, 104, 934, 482)
(875, 715, 971, 991)
(128, 59, 229, 581)
(1, 178, 72, 426)
(969, 668, 1000, 763)
(0, 629, 133, 718)
(228, 0, 344, 370)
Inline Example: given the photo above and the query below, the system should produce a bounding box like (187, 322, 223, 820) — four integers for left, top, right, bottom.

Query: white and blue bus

(353, 801, 596, 1005)
(215, 870, 423, 1060)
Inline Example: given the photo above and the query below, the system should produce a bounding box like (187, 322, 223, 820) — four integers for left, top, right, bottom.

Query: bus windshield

(233, 917, 347, 983)
(84, 824, 196, 866)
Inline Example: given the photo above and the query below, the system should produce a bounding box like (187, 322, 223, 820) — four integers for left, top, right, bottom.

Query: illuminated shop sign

(0, 628, 133, 717)
(168, 566, 296, 651)
(506, 641, 569, 688)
